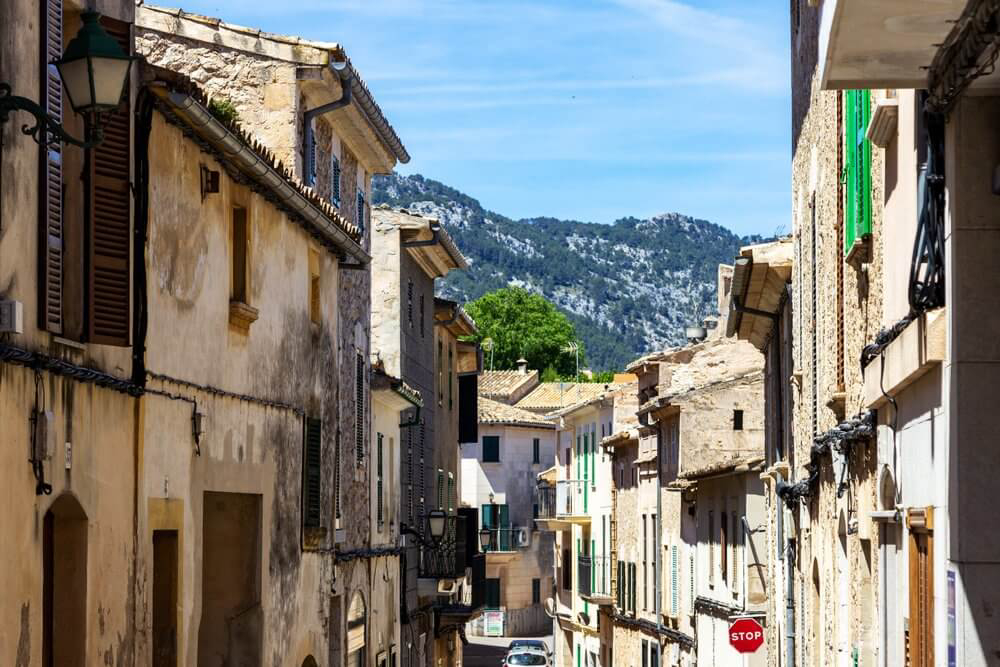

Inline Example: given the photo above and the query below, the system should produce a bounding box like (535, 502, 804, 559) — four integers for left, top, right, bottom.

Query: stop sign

(729, 617, 764, 653)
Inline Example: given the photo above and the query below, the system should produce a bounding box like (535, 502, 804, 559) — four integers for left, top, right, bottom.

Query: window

(733, 409, 744, 431)
(330, 154, 341, 206)
(303, 417, 322, 529)
(533, 503, 539, 519)
(649, 643, 659, 667)
(407, 280, 413, 328)
(355, 353, 365, 464)
(482, 436, 500, 463)
(309, 248, 321, 324)
(617, 560, 624, 609)
(448, 343, 454, 411)
(376, 433, 384, 527)
(629, 563, 637, 614)
(532, 578, 541, 604)
(532, 438, 540, 464)
(563, 549, 572, 589)
(484, 576, 501, 609)
(642, 641, 648, 667)
(356, 190, 366, 232)
(232, 207, 249, 303)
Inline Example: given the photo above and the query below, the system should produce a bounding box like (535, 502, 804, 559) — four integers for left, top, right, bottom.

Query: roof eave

(148, 83, 369, 265)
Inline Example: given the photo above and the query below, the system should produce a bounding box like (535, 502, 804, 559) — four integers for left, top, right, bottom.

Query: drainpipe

(785, 531, 796, 667)
(303, 61, 352, 185)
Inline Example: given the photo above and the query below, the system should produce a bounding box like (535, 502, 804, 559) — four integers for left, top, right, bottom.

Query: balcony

(817, 0, 967, 90)
(436, 554, 487, 629)
(534, 480, 591, 531)
(482, 527, 520, 553)
(578, 555, 614, 606)
(418, 515, 468, 581)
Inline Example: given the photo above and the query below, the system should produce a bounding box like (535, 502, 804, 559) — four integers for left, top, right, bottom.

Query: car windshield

(507, 654, 547, 666)
(509, 641, 546, 650)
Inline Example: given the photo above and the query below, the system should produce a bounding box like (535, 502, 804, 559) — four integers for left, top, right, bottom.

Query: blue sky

(166, 0, 791, 237)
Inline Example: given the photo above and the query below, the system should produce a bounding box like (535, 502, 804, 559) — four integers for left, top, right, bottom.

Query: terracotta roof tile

(479, 397, 555, 429)
(478, 370, 539, 401)
(515, 382, 616, 414)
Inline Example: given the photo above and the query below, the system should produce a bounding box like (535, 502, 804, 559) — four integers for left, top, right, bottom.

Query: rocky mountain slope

(373, 173, 759, 370)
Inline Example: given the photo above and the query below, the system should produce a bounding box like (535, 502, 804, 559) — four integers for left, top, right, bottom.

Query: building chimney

(517, 357, 528, 374)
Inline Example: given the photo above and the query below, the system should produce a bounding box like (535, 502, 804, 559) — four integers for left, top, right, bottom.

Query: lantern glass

(427, 510, 447, 541)
(53, 11, 133, 115)
(479, 527, 492, 551)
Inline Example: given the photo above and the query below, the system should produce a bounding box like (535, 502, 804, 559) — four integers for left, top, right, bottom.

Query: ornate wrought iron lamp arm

(0, 83, 101, 148)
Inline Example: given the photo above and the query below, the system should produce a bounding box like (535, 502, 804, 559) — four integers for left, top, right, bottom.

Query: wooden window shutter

(88, 16, 132, 345)
(355, 352, 364, 464)
(330, 154, 341, 205)
(39, 0, 64, 334)
(376, 433, 384, 525)
(671, 544, 678, 615)
(406, 425, 413, 524)
(334, 430, 342, 522)
(356, 190, 365, 231)
(303, 418, 322, 529)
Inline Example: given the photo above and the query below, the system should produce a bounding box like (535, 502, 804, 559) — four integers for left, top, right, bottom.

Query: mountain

(373, 173, 760, 371)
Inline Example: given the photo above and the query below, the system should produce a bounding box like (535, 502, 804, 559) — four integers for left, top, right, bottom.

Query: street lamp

(426, 509, 447, 544)
(479, 527, 492, 553)
(0, 11, 134, 148)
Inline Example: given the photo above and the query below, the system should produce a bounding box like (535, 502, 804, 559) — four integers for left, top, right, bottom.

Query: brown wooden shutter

(88, 17, 131, 345)
(39, 0, 64, 333)
(303, 418, 322, 529)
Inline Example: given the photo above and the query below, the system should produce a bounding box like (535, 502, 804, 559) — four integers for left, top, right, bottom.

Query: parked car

(503, 649, 549, 666)
(507, 640, 548, 653)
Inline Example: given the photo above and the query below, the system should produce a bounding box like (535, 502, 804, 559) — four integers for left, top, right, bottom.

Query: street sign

(729, 618, 764, 653)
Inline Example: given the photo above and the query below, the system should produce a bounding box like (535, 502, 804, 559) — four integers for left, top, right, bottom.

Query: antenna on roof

(562, 341, 580, 381)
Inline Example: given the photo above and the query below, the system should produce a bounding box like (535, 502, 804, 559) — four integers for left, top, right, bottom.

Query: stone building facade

(370, 207, 482, 667)
(462, 397, 556, 637)
(133, 8, 407, 667)
(0, 2, 139, 665)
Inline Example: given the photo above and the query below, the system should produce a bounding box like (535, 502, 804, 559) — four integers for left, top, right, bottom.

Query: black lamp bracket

(0, 83, 103, 148)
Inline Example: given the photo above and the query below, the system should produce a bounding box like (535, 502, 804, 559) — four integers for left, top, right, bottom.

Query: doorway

(153, 530, 178, 667)
(198, 492, 262, 666)
(43, 494, 88, 667)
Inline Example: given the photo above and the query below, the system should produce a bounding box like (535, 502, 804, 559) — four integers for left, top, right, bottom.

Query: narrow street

(463, 636, 552, 667)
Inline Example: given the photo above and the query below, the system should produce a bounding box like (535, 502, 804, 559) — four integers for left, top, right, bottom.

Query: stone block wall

(788, 0, 884, 660)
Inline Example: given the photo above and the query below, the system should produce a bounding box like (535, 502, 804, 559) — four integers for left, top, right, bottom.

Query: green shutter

(845, 89, 873, 255)
(590, 427, 596, 482)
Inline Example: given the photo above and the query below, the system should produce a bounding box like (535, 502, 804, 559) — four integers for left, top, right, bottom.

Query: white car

(503, 648, 550, 666)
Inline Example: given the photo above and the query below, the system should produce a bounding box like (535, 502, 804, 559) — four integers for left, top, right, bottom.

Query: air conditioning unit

(515, 527, 531, 548)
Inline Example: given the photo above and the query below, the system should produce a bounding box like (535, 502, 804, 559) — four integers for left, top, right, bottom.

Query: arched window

(43, 493, 88, 667)
(346, 592, 366, 667)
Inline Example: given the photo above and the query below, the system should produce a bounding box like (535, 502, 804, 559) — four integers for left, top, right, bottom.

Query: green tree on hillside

(465, 288, 582, 377)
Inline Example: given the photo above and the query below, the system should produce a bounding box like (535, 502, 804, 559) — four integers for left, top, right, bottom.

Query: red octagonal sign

(729, 617, 764, 653)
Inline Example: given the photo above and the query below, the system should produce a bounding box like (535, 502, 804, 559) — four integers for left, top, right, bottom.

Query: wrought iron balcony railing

(578, 555, 613, 601)
(536, 480, 589, 519)
(482, 527, 523, 552)
(418, 514, 468, 579)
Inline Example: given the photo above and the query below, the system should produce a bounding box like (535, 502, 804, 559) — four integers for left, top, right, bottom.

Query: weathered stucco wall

(141, 112, 344, 666)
